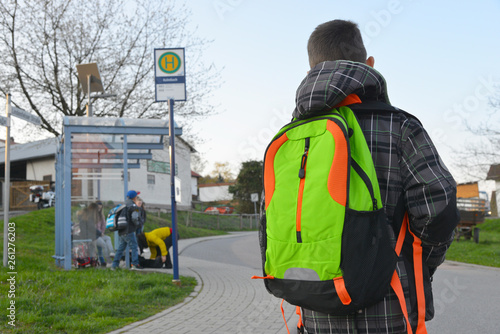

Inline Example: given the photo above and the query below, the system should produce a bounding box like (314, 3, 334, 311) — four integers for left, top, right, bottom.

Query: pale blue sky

(3, 1, 498, 183)
(184, 0, 500, 182)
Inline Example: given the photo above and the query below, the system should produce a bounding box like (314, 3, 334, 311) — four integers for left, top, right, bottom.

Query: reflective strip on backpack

(326, 120, 348, 207)
(264, 132, 289, 210)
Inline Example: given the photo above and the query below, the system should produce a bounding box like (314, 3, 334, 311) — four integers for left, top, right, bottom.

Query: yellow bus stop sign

(154, 48, 186, 101)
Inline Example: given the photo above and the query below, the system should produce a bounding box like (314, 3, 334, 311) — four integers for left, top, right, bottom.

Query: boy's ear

(366, 56, 375, 68)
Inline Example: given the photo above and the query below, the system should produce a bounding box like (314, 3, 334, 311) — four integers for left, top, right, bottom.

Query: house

(191, 171, 202, 201)
(486, 164, 500, 216)
(0, 135, 196, 210)
(95, 136, 196, 209)
(0, 137, 58, 182)
(198, 182, 235, 202)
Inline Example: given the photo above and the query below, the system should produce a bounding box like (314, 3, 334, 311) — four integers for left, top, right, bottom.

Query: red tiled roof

(191, 171, 202, 178)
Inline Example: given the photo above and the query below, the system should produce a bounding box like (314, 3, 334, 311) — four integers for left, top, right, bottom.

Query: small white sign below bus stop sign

(154, 48, 186, 102)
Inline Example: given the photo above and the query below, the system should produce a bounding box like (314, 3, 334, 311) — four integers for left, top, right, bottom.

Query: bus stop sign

(154, 48, 186, 102)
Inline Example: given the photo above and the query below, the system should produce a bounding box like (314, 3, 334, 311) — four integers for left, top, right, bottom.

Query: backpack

(106, 204, 127, 232)
(254, 106, 397, 315)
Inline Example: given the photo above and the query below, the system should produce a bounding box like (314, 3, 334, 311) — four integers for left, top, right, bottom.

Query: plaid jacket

(293, 61, 459, 333)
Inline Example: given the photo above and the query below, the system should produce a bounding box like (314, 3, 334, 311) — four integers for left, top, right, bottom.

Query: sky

(183, 0, 500, 183)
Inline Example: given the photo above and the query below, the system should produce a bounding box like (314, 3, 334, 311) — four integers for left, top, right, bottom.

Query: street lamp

(76, 63, 116, 117)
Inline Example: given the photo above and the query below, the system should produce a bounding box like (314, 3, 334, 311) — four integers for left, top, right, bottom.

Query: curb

(107, 266, 204, 334)
(107, 231, 256, 334)
(443, 260, 500, 271)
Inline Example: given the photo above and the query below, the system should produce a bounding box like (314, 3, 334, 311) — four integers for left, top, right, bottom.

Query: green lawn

(0, 208, 224, 334)
(446, 218, 500, 267)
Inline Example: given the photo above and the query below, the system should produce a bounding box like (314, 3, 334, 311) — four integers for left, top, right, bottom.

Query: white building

(0, 137, 58, 182)
(191, 171, 202, 201)
(96, 137, 195, 209)
(198, 182, 235, 202)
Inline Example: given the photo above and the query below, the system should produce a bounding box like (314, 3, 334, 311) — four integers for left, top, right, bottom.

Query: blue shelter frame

(53, 116, 181, 270)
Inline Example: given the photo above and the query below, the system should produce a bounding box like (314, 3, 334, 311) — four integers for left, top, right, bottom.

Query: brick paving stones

(107, 232, 298, 334)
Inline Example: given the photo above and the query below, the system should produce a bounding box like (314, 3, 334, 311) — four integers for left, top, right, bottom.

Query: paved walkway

(106, 232, 500, 333)
(107, 232, 296, 334)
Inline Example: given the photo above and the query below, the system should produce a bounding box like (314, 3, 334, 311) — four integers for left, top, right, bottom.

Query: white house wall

(26, 158, 55, 181)
(97, 139, 192, 209)
(199, 185, 233, 202)
(191, 177, 198, 198)
(495, 182, 500, 216)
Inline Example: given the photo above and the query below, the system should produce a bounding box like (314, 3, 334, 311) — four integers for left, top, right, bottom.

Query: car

(204, 206, 234, 214)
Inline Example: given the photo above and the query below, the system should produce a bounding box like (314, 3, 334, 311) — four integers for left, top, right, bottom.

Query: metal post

(97, 152, 101, 200)
(2, 95, 11, 267)
(63, 126, 72, 269)
(86, 75, 92, 117)
(123, 134, 130, 268)
(54, 144, 63, 267)
(169, 99, 180, 283)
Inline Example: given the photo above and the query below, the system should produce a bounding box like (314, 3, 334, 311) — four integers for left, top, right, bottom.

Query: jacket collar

(292, 60, 390, 119)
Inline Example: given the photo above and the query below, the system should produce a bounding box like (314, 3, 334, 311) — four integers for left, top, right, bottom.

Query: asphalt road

(181, 232, 500, 333)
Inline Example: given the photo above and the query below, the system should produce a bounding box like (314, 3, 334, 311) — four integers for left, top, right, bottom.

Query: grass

(446, 218, 500, 268)
(0, 208, 226, 334)
(141, 209, 230, 236)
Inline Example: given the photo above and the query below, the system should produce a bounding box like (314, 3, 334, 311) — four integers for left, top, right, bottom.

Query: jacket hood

(292, 60, 390, 119)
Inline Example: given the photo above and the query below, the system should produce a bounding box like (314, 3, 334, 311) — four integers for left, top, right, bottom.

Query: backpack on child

(106, 204, 128, 232)
(253, 106, 397, 315)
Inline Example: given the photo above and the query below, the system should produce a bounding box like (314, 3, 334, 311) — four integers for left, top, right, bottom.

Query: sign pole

(154, 48, 184, 283)
(168, 98, 180, 283)
(3, 95, 11, 267)
(0, 97, 40, 267)
(87, 75, 92, 116)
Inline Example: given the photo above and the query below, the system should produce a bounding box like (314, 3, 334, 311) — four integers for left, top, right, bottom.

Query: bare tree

(191, 152, 207, 175)
(453, 100, 500, 181)
(0, 0, 220, 141)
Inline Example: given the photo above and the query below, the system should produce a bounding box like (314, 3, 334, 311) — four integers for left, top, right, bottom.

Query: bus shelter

(53, 116, 181, 270)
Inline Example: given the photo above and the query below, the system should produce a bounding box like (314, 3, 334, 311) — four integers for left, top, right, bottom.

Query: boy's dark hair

(307, 20, 367, 68)
(137, 233, 147, 252)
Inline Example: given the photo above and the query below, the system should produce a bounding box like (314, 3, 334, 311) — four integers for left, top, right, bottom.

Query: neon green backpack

(255, 106, 397, 314)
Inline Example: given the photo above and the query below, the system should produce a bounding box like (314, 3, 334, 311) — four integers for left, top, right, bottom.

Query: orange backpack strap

(280, 299, 291, 334)
(392, 212, 428, 334)
(390, 271, 413, 334)
(408, 225, 427, 333)
(279, 301, 304, 334)
(296, 306, 304, 333)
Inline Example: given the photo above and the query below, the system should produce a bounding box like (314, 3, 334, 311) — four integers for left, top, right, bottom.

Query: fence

(149, 209, 260, 231)
(1, 180, 49, 210)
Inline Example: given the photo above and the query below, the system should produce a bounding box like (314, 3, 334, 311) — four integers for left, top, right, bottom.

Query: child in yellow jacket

(137, 227, 173, 268)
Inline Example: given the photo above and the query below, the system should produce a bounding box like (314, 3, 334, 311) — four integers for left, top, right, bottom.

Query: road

(182, 232, 500, 333)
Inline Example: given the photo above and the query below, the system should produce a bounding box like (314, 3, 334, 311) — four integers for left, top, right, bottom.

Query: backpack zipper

(351, 159, 378, 211)
(296, 137, 310, 243)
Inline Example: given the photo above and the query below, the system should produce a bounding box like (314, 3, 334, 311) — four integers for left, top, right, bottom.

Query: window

(43, 175, 52, 182)
(147, 160, 178, 175)
(147, 174, 155, 185)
